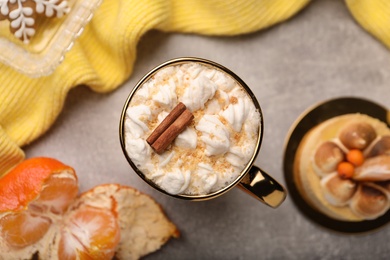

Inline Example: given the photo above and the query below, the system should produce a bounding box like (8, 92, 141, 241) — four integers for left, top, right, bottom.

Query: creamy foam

(124, 62, 261, 195)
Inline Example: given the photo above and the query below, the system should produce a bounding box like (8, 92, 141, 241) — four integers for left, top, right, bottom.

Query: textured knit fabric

(0, 0, 388, 175)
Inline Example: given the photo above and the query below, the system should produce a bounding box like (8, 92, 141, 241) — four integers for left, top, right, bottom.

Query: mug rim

(119, 57, 264, 200)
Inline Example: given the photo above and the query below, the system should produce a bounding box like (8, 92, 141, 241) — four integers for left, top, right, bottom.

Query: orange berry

(337, 161, 355, 179)
(346, 149, 365, 166)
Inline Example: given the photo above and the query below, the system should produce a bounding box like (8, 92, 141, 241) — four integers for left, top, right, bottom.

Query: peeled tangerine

(0, 157, 179, 260)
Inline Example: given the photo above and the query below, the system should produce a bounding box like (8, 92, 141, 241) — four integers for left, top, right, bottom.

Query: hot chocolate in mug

(119, 57, 286, 208)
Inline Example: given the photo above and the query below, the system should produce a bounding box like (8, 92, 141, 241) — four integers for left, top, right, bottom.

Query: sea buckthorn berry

(346, 149, 365, 166)
(337, 161, 355, 179)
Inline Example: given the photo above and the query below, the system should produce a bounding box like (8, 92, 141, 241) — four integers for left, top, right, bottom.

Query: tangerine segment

(29, 171, 79, 214)
(0, 157, 77, 212)
(58, 205, 120, 260)
(0, 211, 51, 248)
(79, 184, 179, 260)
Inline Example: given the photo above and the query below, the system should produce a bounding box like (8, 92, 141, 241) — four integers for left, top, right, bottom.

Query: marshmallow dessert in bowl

(119, 58, 263, 199)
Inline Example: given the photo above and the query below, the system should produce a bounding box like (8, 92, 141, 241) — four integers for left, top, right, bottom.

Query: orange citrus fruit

(0, 157, 178, 259)
(78, 184, 180, 260)
(58, 204, 120, 260)
(0, 157, 78, 213)
(0, 157, 78, 251)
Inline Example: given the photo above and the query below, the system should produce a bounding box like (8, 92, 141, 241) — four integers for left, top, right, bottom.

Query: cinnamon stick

(146, 102, 186, 145)
(149, 110, 194, 154)
(147, 103, 194, 154)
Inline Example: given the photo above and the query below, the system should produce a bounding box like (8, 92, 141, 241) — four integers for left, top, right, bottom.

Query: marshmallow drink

(123, 62, 261, 196)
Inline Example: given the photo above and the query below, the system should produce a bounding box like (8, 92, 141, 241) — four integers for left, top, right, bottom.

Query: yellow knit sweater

(0, 0, 389, 175)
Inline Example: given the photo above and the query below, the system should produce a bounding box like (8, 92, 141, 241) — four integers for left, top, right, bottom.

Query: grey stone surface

(25, 0, 390, 259)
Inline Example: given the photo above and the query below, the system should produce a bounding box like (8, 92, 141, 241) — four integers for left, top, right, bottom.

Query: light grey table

(25, 0, 390, 259)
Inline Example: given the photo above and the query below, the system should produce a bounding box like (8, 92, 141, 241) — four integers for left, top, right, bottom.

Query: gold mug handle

(238, 165, 287, 208)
